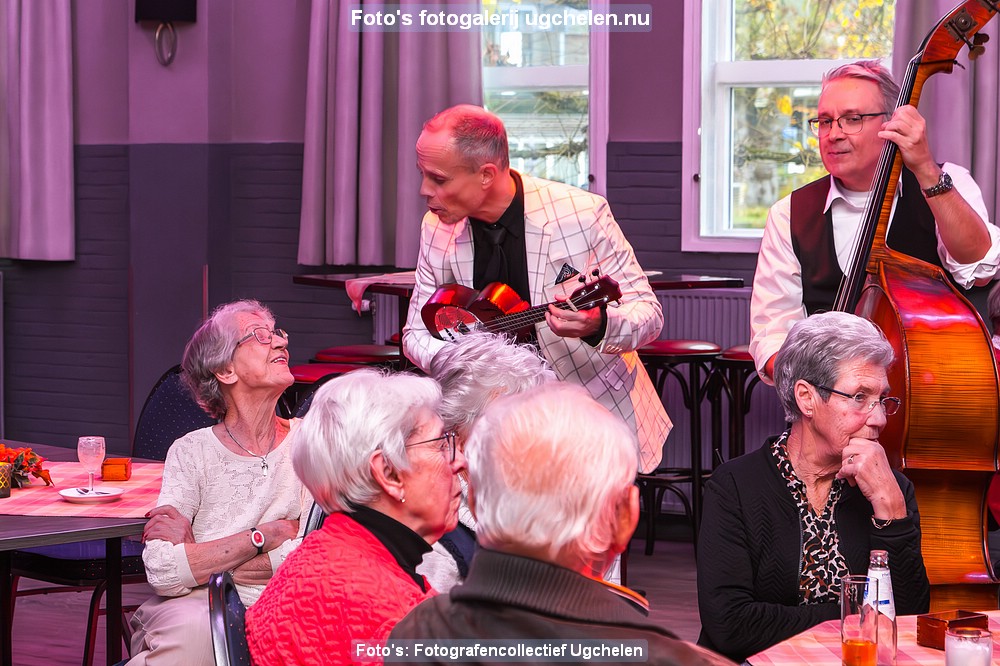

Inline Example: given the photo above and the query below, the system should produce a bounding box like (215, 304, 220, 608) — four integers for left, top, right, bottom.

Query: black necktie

(482, 223, 508, 285)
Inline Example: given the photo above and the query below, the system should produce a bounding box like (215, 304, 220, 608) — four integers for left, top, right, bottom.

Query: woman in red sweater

(245, 369, 466, 665)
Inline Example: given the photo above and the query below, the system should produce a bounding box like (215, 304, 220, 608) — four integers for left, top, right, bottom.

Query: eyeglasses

(810, 382, 901, 416)
(236, 327, 289, 346)
(807, 112, 887, 136)
(404, 430, 458, 463)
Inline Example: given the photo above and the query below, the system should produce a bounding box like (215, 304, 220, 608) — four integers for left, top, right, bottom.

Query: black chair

(303, 502, 328, 535)
(8, 365, 217, 665)
(208, 571, 251, 666)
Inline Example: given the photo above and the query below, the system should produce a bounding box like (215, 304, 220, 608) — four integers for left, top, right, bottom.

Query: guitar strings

(478, 293, 595, 333)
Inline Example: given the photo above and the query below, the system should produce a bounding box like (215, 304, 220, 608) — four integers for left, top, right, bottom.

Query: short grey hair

(181, 299, 274, 419)
(823, 60, 900, 116)
(291, 369, 442, 513)
(423, 104, 510, 171)
(774, 311, 894, 422)
(430, 332, 557, 439)
(988, 282, 1000, 333)
(465, 383, 638, 571)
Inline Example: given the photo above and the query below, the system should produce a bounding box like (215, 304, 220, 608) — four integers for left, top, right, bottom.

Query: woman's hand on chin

(836, 437, 907, 518)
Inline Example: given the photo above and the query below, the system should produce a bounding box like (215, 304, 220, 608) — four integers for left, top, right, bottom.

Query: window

(481, 0, 608, 193)
(683, 0, 895, 252)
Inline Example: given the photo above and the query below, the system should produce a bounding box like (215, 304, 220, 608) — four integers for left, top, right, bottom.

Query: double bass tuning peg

(958, 30, 990, 60)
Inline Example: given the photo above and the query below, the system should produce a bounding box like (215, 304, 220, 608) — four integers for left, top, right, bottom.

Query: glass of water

(945, 628, 992, 666)
(77, 436, 106, 493)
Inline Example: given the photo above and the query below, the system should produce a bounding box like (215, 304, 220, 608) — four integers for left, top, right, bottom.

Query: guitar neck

(482, 303, 553, 335)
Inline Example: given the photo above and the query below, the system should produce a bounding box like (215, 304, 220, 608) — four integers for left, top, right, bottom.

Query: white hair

(465, 382, 638, 569)
(430, 331, 557, 438)
(291, 369, 441, 513)
(774, 311, 894, 422)
(988, 281, 1000, 332)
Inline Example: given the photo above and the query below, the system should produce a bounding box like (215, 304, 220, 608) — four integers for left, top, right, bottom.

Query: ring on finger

(847, 454, 855, 464)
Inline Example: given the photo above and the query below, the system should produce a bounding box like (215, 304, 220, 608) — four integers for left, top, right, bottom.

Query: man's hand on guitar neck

(545, 296, 604, 341)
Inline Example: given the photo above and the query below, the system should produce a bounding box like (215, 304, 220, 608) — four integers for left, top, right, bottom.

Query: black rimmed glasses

(810, 382, 901, 416)
(807, 112, 887, 136)
(405, 430, 458, 463)
(236, 327, 289, 346)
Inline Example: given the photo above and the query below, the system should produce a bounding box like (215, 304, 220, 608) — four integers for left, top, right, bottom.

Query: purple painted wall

(75, 0, 675, 145)
(75, 0, 309, 145)
(609, 5, 683, 142)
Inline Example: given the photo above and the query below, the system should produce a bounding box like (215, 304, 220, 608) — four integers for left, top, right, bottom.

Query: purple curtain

(0, 0, 74, 260)
(893, 3, 999, 224)
(297, 0, 483, 267)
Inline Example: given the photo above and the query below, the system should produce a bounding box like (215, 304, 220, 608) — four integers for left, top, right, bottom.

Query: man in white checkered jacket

(403, 104, 671, 476)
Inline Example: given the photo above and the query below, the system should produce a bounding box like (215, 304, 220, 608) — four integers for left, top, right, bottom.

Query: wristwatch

(922, 171, 953, 198)
(249, 527, 265, 555)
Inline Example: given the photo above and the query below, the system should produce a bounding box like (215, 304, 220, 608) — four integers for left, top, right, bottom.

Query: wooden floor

(9, 527, 701, 665)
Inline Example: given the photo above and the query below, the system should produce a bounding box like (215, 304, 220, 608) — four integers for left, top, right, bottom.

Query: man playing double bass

(750, 60, 1000, 382)
(402, 104, 671, 476)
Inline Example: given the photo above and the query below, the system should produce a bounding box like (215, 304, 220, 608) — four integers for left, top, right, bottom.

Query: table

(0, 443, 161, 666)
(292, 271, 744, 334)
(748, 611, 1000, 664)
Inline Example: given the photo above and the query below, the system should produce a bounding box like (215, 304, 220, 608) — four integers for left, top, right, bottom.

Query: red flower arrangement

(0, 443, 53, 488)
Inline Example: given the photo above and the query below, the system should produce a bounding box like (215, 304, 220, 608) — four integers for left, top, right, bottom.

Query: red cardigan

(246, 512, 434, 665)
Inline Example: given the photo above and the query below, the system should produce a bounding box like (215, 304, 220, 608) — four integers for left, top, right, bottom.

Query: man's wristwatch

(249, 527, 265, 555)
(922, 171, 953, 198)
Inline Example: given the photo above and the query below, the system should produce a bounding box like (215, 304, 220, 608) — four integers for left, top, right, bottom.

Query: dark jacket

(696, 438, 930, 662)
(391, 548, 734, 665)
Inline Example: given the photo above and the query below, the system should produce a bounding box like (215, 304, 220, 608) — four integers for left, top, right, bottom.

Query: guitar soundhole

(434, 307, 481, 341)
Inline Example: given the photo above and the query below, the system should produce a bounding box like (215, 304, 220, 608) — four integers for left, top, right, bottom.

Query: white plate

(58, 487, 124, 504)
(644, 270, 662, 277)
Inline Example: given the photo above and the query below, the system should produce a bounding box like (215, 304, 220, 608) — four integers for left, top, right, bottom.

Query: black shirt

(470, 171, 531, 304)
(346, 504, 432, 592)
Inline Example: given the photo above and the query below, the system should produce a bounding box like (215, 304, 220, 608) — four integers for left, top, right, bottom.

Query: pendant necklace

(225, 423, 275, 476)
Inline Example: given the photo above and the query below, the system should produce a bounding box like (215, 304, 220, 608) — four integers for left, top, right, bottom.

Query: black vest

(789, 168, 941, 315)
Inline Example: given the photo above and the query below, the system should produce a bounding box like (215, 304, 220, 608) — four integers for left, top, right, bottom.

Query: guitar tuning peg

(578, 275, 586, 283)
(591, 269, 600, 277)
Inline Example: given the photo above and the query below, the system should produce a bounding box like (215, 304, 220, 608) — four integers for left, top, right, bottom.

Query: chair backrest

(208, 571, 251, 666)
(303, 501, 328, 536)
(133, 365, 217, 460)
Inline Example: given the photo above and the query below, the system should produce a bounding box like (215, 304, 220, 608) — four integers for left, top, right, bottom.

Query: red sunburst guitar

(421, 275, 622, 342)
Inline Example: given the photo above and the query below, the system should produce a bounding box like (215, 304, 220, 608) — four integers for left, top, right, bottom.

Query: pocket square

(555, 263, 580, 285)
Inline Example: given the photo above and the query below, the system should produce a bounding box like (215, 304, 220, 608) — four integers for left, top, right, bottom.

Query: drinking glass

(945, 628, 992, 666)
(77, 436, 106, 493)
(841, 574, 877, 666)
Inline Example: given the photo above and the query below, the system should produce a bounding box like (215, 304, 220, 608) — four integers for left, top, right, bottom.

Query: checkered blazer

(403, 174, 672, 473)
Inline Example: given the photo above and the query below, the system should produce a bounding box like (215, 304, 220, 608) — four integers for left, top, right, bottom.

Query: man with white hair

(390, 383, 734, 665)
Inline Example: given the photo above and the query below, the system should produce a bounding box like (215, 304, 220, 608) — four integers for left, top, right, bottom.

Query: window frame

(682, 0, 882, 253)
(480, 0, 608, 195)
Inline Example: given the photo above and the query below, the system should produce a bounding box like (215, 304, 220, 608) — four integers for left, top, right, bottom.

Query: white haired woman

(697, 311, 929, 662)
(419, 331, 557, 591)
(245, 368, 467, 665)
(128, 300, 309, 665)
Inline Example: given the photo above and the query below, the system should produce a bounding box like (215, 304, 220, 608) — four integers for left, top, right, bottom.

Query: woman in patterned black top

(696, 311, 929, 662)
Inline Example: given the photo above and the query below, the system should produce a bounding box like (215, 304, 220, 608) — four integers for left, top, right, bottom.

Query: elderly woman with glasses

(246, 368, 467, 665)
(697, 311, 929, 662)
(127, 299, 309, 666)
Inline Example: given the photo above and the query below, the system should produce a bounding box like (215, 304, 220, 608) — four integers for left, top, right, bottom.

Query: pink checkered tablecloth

(0, 461, 163, 518)
(748, 611, 1000, 664)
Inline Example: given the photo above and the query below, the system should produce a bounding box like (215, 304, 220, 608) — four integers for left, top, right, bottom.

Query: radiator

(655, 288, 785, 510)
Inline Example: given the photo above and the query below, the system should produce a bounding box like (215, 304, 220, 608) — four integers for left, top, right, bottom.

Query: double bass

(835, 1, 1000, 609)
